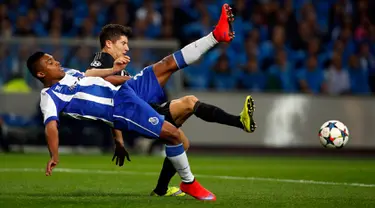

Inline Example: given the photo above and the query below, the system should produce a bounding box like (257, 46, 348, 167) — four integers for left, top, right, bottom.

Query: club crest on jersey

(90, 60, 102, 67)
(148, 117, 159, 125)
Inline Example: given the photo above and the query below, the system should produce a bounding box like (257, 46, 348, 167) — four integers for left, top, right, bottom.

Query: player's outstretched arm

(112, 129, 131, 166)
(104, 75, 131, 86)
(112, 129, 124, 145)
(45, 120, 59, 176)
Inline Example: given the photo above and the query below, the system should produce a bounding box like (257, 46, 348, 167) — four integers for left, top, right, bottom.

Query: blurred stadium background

(1, 1, 375, 207)
(0, 0, 375, 156)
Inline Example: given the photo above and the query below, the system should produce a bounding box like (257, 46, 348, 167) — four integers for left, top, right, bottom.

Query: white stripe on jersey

(40, 69, 118, 125)
(62, 113, 113, 127)
(51, 91, 113, 106)
(78, 76, 120, 91)
(51, 90, 74, 102)
(75, 92, 113, 106)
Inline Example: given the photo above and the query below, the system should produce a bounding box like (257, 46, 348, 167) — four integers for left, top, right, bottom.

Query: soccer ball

(318, 120, 350, 148)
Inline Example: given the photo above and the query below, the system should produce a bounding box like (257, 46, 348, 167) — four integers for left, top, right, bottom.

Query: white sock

(165, 143, 194, 183)
(173, 32, 218, 69)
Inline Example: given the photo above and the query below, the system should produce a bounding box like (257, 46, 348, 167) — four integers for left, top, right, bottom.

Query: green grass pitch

(0, 153, 374, 208)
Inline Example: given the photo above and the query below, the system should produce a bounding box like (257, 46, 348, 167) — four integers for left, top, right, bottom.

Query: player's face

(37, 54, 65, 81)
(112, 35, 130, 59)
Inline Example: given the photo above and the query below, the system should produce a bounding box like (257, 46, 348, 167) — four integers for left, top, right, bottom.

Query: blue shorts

(112, 66, 165, 138)
(126, 66, 166, 104)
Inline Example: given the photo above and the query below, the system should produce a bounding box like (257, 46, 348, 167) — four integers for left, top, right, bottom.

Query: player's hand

(112, 140, 131, 167)
(113, 56, 131, 73)
(45, 156, 59, 176)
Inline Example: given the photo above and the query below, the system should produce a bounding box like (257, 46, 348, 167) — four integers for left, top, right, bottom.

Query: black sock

(193, 101, 244, 129)
(153, 157, 177, 196)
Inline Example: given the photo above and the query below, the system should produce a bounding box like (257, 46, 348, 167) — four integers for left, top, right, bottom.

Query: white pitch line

(0, 168, 375, 188)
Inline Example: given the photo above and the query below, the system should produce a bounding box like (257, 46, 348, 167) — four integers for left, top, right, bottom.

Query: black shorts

(149, 101, 180, 128)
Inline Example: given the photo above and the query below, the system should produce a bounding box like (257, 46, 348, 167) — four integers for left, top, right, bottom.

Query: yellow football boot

(150, 186, 186, 197)
(240, 95, 257, 133)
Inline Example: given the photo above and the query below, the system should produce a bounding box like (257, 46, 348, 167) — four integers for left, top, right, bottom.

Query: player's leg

(150, 94, 257, 196)
(151, 129, 189, 197)
(126, 4, 234, 104)
(113, 91, 215, 201)
(152, 4, 235, 87)
(169, 95, 257, 133)
(150, 94, 258, 196)
(159, 122, 215, 201)
(150, 101, 187, 197)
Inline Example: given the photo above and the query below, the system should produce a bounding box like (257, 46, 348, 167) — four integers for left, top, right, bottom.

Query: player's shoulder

(89, 52, 114, 68)
(40, 83, 62, 96)
(62, 67, 85, 79)
(40, 87, 54, 99)
(41, 88, 49, 95)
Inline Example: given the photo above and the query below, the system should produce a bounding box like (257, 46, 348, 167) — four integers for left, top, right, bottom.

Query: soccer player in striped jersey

(27, 4, 254, 201)
(87, 6, 256, 197)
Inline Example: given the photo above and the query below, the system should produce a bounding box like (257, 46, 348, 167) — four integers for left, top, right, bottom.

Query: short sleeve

(40, 91, 59, 125)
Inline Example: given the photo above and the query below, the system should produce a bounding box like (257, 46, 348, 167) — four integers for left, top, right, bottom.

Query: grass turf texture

(0, 153, 374, 208)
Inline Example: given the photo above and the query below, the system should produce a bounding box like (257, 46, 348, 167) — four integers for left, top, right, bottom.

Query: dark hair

(27, 51, 45, 79)
(99, 24, 132, 49)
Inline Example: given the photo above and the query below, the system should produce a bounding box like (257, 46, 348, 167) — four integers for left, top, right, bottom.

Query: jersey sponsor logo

(148, 117, 159, 125)
(90, 60, 102, 67)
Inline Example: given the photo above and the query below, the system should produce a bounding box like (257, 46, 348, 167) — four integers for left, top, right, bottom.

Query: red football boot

(213, 3, 235, 43)
(180, 179, 216, 201)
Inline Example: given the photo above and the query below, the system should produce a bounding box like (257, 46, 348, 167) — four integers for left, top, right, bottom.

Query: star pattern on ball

(324, 135, 335, 145)
(341, 129, 348, 141)
(342, 128, 348, 136)
(319, 121, 349, 148)
(327, 122, 337, 130)
(318, 128, 322, 136)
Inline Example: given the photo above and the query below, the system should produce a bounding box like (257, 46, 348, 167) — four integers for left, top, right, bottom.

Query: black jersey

(88, 52, 130, 76)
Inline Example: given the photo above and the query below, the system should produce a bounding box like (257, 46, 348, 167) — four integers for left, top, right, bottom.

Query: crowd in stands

(0, 0, 375, 95)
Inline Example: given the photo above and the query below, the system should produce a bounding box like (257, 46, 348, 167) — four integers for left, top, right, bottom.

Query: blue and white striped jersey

(40, 68, 119, 127)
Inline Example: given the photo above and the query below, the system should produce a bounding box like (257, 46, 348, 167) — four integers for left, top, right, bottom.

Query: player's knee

(168, 128, 182, 145)
(160, 123, 182, 145)
(182, 95, 199, 112)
